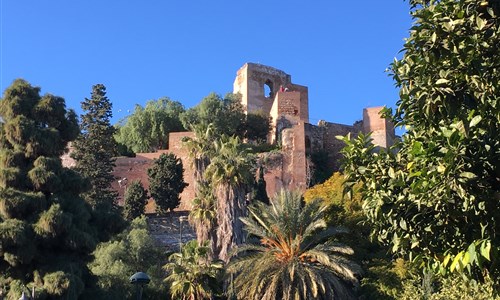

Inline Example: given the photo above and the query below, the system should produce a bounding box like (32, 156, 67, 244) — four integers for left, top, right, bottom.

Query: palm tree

(184, 124, 219, 250)
(204, 135, 255, 262)
(184, 123, 256, 262)
(164, 240, 224, 300)
(182, 123, 216, 183)
(189, 181, 217, 252)
(227, 189, 361, 300)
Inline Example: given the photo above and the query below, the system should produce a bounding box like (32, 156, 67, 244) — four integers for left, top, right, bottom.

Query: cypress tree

(0, 79, 95, 298)
(148, 153, 187, 214)
(71, 84, 124, 240)
(123, 180, 147, 221)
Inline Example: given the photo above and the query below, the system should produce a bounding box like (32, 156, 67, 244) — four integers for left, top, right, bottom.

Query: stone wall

(74, 64, 396, 215)
(304, 123, 324, 155)
(261, 152, 284, 198)
(147, 212, 196, 251)
(362, 106, 395, 148)
(112, 131, 196, 213)
(319, 121, 359, 171)
(289, 84, 309, 124)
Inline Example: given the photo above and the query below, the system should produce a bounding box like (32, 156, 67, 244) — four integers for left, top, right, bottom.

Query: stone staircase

(147, 211, 196, 252)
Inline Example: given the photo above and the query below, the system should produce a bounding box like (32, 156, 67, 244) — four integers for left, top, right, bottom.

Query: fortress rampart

(74, 63, 395, 212)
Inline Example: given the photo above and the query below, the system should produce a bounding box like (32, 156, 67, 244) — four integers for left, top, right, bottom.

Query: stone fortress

(110, 63, 395, 211)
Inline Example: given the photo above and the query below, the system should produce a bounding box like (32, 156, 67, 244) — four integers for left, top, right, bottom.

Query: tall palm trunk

(193, 156, 210, 183)
(214, 183, 247, 262)
(191, 157, 217, 252)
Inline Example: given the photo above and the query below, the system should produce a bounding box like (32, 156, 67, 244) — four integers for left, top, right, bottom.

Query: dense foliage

(309, 149, 334, 186)
(227, 189, 361, 300)
(115, 97, 185, 153)
(243, 110, 272, 143)
(303, 172, 362, 217)
(164, 240, 223, 300)
(180, 93, 245, 137)
(400, 273, 499, 300)
(88, 217, 166, 299)
(71, 84, 124, 241)
(341, 0, 500, 280)
(0, 79, 94, 299)
(148, 153, 188, 214)
(181, 93, 271, 144)
(304, 173, 406, 299)
(122, 180, 148, 221)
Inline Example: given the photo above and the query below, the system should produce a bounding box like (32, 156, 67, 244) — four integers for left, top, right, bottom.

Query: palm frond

(228, 188, 361, 299)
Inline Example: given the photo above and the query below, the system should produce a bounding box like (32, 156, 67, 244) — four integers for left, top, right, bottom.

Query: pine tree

(0, 79, 96, 298)
(123, 180, 147, 221)
(147, 153, 188, 214)
(72, 84, 124, 240)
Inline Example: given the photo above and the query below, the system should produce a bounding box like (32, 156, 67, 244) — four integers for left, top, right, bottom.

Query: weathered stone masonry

(107, 63, 395, 211)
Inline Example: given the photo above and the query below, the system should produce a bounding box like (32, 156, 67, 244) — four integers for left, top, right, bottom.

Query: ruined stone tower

(232, 63, 396, 194)
(233, 63, 309, 144)
(105, 63, 395, 211)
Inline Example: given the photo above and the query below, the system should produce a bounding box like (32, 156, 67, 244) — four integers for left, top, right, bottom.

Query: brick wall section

(261, 152, 284, 198)
(362, 106, 395, 148)
(262, 120, 308, 197)
(289, 123, 307, 191)
(113, 154, 155, 211)
(289, 84, 309, 124)
(304, 123, 324, 155)
(112, 131, 196, 213)
(317, 121, 360, 172)
(167, 132, 196, 210)
(277, 91, 301, 117)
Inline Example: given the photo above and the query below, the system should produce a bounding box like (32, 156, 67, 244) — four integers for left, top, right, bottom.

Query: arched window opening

(264, 80, 273, 98)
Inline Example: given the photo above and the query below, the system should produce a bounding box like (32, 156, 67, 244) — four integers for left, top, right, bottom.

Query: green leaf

(450, 252, 463, 272)
(436, 78, 449, 85)
(469, 115, 482, 127)
(467, 243, 477, 265)
(462, 251, 470, 266)
(388, 167, 395, 179)
(460, 172, 476, 179)
(400, 219, 407, 231)
(480, 240, 491, 261)
(442, 253, 451, 267)
(487, 7, 495, 18)
(476, 17, 486, 30)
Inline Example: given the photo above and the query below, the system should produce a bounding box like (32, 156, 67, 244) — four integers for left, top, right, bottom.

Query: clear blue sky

(1, 1, 412, 127)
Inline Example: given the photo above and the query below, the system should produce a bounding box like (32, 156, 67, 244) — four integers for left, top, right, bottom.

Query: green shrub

(400, 274, 499, 300)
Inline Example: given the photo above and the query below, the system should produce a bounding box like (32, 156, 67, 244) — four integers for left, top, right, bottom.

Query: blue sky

(1, 1, 412, 127)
